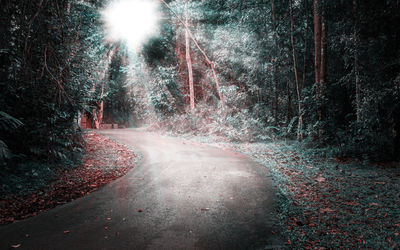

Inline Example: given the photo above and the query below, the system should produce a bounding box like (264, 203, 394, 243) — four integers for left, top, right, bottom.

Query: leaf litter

(0, 131, 136, 225)
(182, 134, 400, 249)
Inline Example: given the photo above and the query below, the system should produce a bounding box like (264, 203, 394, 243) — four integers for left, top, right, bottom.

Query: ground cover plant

(1, 0, 399, 248)
(175, 132, 400, 249)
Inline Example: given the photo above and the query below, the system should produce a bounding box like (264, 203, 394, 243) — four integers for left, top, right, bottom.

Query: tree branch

(159, 0, 225, 110)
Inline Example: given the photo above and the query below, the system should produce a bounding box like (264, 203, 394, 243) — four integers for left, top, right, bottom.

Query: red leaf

(320, 208, 334, 213)
(343, 201, 360, 206)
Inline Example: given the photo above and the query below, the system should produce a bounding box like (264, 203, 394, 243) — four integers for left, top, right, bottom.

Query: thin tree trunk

(302, 0, 308, 90)
(314, 0, 323, 140)
(160, 0, 225, 110)
(313, 0, 321, 86)
(290, 0, 303, 140)
(95, 45, 118, 129)
(318, 14, 327, 140)
(271, 0, 279, 125)
(320, 17, 327, 85)
(286, 81, 293, 123)
(185, 0, 195, 111)
(353, 0, 361, 122)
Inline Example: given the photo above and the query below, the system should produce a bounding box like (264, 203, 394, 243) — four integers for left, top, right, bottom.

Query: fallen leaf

(137, 209, 143, 213)
(11, 244, 21, 248)
(316, 177, 326, 182)
(320, 208, 334, 213)
(343, 201, 360, 206)
(63, 230, 70, 234)
(201, 208, 210, 211)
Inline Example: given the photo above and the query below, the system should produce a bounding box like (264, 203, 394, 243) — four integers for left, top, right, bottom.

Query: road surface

(0, 129, 280, 249)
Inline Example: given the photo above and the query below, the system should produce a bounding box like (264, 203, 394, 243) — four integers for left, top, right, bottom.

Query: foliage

(227, 141, 400, 248)
(0, 131, 137, 224)
(137, 0, 400, 161)
(0, 1, 109, 163)
(0, 111, 23, 160)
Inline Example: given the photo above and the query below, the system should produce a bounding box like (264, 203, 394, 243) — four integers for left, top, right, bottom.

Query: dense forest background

(1, 0, 399, 166)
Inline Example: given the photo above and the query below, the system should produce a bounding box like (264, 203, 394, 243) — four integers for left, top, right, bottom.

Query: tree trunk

(314, 0, 325, 141)
(318, 14, 327, 140)
(271, 0, 279, 125)
(353, 0, 361, 122)
(313, 0, 321, 86)
(320, 17, 327, 86)
(185, 0, 195, 111)
(290, 0, 303, 140)
(302, 0, 309, 90)
(94, 45, 118, 129)
(160, 0, 225, 110)
(286, 81, 293, 124)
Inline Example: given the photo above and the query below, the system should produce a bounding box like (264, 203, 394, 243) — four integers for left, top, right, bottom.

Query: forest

(1, 0, 400, 248)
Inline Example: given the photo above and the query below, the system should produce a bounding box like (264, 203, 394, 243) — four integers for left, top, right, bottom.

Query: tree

(161, 0, 225, 110)
(353, 0, 361, 122)
(313, 0, 326, 140)
(271, 0, 279, 125)
(185, 0, 195, 111)
(289, 0, 303, 140)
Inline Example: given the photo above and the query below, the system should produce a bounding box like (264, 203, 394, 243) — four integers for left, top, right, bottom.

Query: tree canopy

(1, 0, 399, 164)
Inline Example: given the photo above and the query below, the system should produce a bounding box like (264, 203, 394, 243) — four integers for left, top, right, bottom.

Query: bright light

(101, 0, 160, 49)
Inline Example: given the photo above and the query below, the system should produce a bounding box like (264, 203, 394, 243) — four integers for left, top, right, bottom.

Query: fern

(0, 140, 11, 160)
(0, 111, 23, 131)
(0, 111, 23, 160)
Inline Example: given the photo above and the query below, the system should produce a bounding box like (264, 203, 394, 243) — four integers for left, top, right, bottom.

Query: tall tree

(185, 0, 195, 111)
(353, 0, 361, 122)
(271, 0, 279, 125)
(313, 0, 326, 140)
(313, 0, 322, 86)
(161, 0, 225, 110)
(289, 0, 303, 140)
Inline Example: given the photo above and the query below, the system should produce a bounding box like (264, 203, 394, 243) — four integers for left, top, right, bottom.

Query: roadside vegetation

(1, 0, 399, 247)
(1, 131, 136, 225)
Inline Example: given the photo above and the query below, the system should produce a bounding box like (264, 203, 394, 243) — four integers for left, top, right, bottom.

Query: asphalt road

(0, 129, 280, 249)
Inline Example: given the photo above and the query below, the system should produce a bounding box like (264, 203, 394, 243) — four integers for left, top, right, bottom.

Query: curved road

(0, 129, 280, 249)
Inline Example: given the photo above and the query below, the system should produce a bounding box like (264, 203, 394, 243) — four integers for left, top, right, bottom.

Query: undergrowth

(178, 131, 400, 248)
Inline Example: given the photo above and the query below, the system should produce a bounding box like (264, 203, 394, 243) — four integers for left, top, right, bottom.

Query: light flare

(101, 0, 160, 49)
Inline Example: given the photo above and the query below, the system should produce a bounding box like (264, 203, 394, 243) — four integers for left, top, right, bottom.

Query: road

(0, 129, 280, 249)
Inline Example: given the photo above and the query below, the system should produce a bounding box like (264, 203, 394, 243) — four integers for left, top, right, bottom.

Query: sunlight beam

(101, 0, 160, 50)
